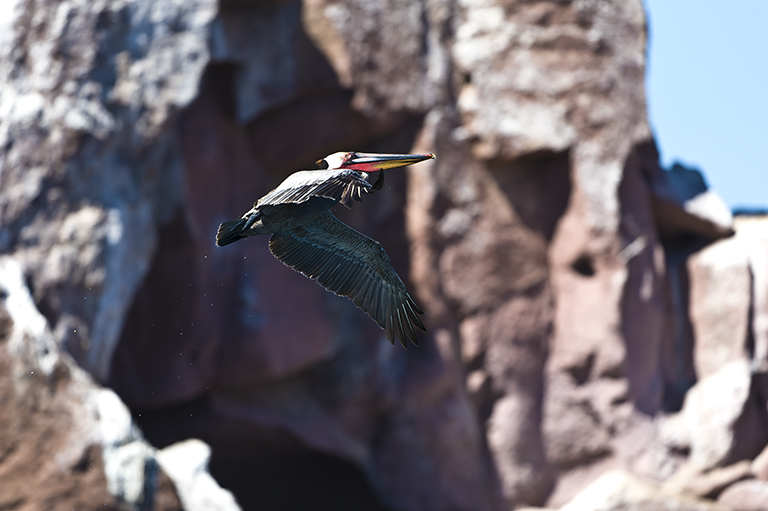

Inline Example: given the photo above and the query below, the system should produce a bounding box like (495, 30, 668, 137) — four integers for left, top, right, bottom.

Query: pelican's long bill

(343, 152, 435, 172)
(319, 152, 435, 173)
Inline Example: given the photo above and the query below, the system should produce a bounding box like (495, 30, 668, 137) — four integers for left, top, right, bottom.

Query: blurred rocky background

(0, 0, 766, 510)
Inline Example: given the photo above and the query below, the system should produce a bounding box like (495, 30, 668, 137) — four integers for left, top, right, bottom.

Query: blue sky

(644, 0, 768, 210)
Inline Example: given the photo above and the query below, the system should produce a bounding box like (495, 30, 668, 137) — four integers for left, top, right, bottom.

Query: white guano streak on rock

(0, 257, 60, 379)
(0, 0, 22, 39)
(92, 387, 162, 507)
(157, 439, 242, 511)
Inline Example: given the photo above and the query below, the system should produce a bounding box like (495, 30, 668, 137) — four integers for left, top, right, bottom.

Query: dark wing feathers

(258, 169, 371, 209)
(268, 212, 424, 347)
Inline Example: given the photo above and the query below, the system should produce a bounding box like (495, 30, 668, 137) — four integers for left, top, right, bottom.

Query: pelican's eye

(316, 158, 329, 169)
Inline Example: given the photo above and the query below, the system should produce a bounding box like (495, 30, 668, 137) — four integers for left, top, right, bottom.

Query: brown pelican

(216, 151, 435, 347)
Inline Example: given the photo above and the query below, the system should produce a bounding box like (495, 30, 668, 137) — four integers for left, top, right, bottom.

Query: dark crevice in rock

(210, 444, 392, 511)
(246, 90, 419, 176)
(618, 144, 665, 415)
(186, 63, 240, 119)
(659, 239, 712, 411)
(746, 266, 756, 361)
(109, 209, 209, 408)
(567, 352, 595, 386)
(487, 149, 572, 243)
(133, 396, 391, 511)
(474, 377, 505, 426)
(25, 272, 57, 333)
(571, 255, 595, 277)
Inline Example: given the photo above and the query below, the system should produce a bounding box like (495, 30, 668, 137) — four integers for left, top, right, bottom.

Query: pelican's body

(216, 151, 434, 347)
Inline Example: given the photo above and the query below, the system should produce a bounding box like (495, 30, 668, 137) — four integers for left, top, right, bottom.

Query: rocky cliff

(1, 0, 766, 510)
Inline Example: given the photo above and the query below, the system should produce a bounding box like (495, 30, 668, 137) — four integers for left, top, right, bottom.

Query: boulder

(560, 470, 726, 511)
(717, 480, 768, 511)
(688, 236, 752, 379)
(681, 360, 762, 469)
(157, 439, 240, 511)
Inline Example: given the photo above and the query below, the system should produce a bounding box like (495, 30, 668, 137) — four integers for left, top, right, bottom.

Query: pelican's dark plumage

(216, 151, 435, 347)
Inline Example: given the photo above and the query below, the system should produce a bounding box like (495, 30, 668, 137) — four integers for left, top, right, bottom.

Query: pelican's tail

(217, 211, 263, 246)
(216, 219, 247, 246)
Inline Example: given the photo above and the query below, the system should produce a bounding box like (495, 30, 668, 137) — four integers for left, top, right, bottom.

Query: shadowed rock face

(1, 0, 766, 510)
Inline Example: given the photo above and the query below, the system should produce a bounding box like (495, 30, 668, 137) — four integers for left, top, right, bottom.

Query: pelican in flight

(216, 151, 435, 347)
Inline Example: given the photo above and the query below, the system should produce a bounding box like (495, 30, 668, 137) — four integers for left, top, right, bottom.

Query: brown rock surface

(1, 0, 767, 510)
(0, 258, 184, 510)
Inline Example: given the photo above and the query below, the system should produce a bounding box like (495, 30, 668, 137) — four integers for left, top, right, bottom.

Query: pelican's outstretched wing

(258, 169, 372, 208)
(268, 211, 425, 347)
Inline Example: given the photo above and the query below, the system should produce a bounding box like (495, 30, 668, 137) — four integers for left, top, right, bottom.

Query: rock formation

(0, 0, 766, 510)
